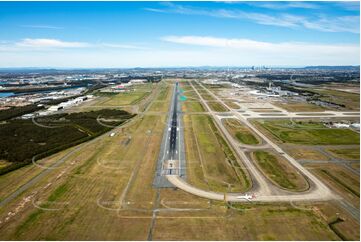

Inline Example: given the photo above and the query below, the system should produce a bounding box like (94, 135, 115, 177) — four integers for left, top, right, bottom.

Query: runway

(153, 82, 186, 188)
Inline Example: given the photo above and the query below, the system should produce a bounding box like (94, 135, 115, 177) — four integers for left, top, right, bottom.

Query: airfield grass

(284, 147, 330, 161)
(252, 151, 308, 191)
(326, 148, 360, 160)
(148, 101, 169, 112)
(274, 102, 325, 112)
(182, 90, 200, 99)
(223, 118, 260, 145)
(181, 101, 205, 113)
(151, 203, 339, 240)
(100, 91, 149, 106)
(255, 119, 360, 145)
(306, 163, 360, 209)
(159, 189, 211, 210)
(0, 114, 165, 240)
(156, 84, 170, 101)
(199, 92, 215, 101)
(183, 114, 250, 193)
(179, 82, 193, 92)
(251, 109, 283, 113)
(207, 102, 229, 112)
(0, 146, 84, 201)
(350, 162, 360, 170)
(0, 83, 358, 240)
(315, 202, 360, 241)
(224, 101, 240, 109)
(203, 84, 231, 89)
(94, 84, 153, 107)
(312, 88, 360, 110)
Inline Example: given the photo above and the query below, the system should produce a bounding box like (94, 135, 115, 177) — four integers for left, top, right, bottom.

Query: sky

(0, 1, 359, 68)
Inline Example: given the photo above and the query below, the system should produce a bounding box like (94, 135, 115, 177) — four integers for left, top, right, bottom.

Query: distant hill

(303, 66, 360, 70)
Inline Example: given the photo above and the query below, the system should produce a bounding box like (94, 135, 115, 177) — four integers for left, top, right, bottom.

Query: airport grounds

(0, 79, 359, 240)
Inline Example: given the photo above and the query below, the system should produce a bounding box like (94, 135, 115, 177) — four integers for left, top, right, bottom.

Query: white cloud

(0, 38, 147, 51)
(100, 43, 149, 50)
(145, 3, 360, 33)
(0, 37, 358, 67)
(20, 25, 64, 30)
(162, 35, 359, 63)
(303, 16, 360, 33)
(16, 38, 90, 48)
(0, 45, 358, 68)
(142, 7, 167, 13)
(251, 2, 320, 10)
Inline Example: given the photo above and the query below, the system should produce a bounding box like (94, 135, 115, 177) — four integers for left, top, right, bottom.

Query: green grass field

(148, 101, 169, 112)
(152, 203, 339, 240)
(183, 115, 250, 193)
(327, 148, 360, 160)
(93, 84, 153, 107)
(223, 119, 260, 145)
(224, 101, 240, 109)
(313, 88, 360, 110)
(156, 85, 170, 101)
(199, 92, 215, 101)
(256, 120, 360, 145)
(252, 151, 308, 191)
(0, 114, 164, 240)
(181, 101, 205, 112)
(274, 102, 325, 112)
(207, 102, 229, 112)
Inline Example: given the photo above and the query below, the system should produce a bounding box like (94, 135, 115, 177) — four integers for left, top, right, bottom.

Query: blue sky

(0, 1, 359, 67)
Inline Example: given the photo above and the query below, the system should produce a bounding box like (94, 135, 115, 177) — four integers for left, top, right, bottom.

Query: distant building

(48, 105, 63, 112)
(129, 79, 147, 84)
(333, 123, 350, 128)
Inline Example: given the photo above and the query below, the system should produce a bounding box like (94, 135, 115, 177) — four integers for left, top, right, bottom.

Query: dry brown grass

(152, 203, 339, 240)
(273, 102, 325, 112)
(285, 147, 330, 161)
(306, 163, 360, 208)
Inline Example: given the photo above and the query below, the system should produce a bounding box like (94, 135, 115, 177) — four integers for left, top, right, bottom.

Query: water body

(0, 92, 14, 98)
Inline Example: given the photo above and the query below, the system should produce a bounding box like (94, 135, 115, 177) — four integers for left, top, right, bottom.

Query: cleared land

(198, 92, 215, 101)
(156, 84, 171, 101)
(181, 90, 200, 100)
(181, 101, 205, 113)
(315, 202, 360, 241)
(255, 120, 360, 145)
(251, 151, 309, 191)
(285, 147, 330, 161)
(251, 109, 283, 113)
(224, 101, 240, 109)
(223, 118, 260, 145)
(274, 102, 325, 112)
(0, 81, 359, 240)
(312, 88, 360, 110)
(207, 102, 229, 112)
(306, 163, 360, 209)
(152, 203, 339, 240)
(183, 114, 250, 193)
(148, 101, 169, 112)
(94, 85, 152, 106)
(0, 114, 165, 240)
(326, 148, 360, 160)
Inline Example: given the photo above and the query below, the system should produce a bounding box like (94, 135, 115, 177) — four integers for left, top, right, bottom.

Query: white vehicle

(109, 132, 115, 137)
(236, 193, 255, 201)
